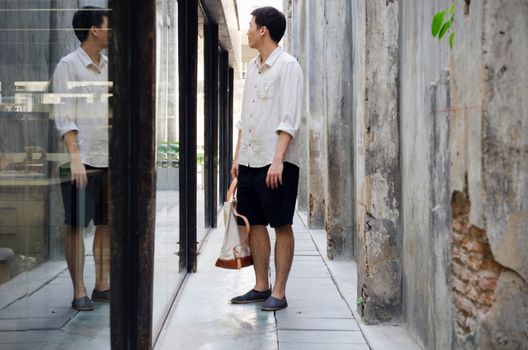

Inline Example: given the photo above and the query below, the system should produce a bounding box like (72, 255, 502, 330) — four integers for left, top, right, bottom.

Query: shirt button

(252, 100, 255, 103)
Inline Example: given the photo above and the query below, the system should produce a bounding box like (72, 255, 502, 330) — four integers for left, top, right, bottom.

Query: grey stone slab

(277, 317, 360, 331)
(280, 343, 369, 350)
(0, 330, 58, 344)
(0, 311, 76, 331)
(293, 251, 321, 256)
(277, 306, 353, 319)
(288, 277, 335, 285)
(291, 255, 323, 261)
(286, 290, 343, 302)
(0, 343, 47, 350)
(0, 261, 68, 310)
(294, 240, 317, 249)
(0, 304, 75, 320)
(287, 296, 348, 308)
(278, 330, 366, 344)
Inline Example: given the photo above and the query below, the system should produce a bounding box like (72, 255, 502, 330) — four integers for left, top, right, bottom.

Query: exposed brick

(456, 313, 466, 328)
(478, 276, 498, 291)
(458, 296, 477, 316)
(453, 276, 467, 293)
(480, 259, 502, 273)
(469, 225, 486, 240)
(452, 220, 468, 234)
(464, 240, 487, 254)
(467, 253, 483, 270)
(467, 288, 480, 302)
(480, 293, 496, 307)
(451, 190, 471, 217)
(465, 317, 478, 332)
(452, 261, 472, 281)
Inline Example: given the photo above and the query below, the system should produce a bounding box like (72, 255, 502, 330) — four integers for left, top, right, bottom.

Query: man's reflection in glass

(52, 6, 110, 311)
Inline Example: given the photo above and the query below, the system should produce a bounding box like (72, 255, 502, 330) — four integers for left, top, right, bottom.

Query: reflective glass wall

(197, 6, 208, 246)
(0, 2, 111, 348)
(153, 0, 183, 340)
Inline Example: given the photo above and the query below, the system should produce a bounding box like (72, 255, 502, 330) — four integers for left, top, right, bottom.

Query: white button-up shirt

(236, 47, 303, 168)
(52, 47, 110, 168)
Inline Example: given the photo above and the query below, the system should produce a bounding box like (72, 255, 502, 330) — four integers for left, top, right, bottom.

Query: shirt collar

(255, 46, 282, 69)
(76, 47, 107, 70)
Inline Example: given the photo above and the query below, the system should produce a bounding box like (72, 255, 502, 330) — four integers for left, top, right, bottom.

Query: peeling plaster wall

(354, 0, 401, 324)
(285, 0, 527, 348)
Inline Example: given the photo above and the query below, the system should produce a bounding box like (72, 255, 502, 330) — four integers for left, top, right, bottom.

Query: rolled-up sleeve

(275, 60, 303, 139)
(52, 61, 78, 137)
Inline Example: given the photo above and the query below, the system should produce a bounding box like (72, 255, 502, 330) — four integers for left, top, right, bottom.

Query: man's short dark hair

(251, 7, 286, 43)
(72, 6, 109, 43)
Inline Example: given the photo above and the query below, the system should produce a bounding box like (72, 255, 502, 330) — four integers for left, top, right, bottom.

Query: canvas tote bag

(215, 178, 253, 269)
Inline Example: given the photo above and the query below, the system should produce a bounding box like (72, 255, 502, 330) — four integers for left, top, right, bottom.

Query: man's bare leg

(248, 225, 271, 291)
(64, 226, 87, 299)
(93, 224, 110, 292)
(272, 225, 295, 299)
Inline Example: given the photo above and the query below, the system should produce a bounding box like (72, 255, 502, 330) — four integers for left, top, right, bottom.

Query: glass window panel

(152, 0, 182, 341)
(197, 7, 207, 245)
(0, 2, 111, 348)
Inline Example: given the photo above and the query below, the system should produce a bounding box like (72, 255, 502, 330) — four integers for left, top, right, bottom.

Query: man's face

(247, 17, 263, 49)
(92, 16, 109, 49)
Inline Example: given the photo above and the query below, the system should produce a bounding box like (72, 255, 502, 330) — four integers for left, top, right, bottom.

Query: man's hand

(266, 159, 283, 189)
(71, 159, 88, 188)
(231, 161, 239, 179)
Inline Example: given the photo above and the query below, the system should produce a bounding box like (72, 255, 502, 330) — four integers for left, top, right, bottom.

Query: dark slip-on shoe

(261, 296, 288, 311)
(231, 289, 272, 304)
(92, 289, 111, 302)
(72, 296, 94, 311)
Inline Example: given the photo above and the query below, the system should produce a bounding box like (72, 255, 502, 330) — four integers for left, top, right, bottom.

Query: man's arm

(231, 129, 242, 179)
(52, 61, 86, 187)
(266, 131, 292, 189)
(63, 131, 87, 187)
(267, 60, 303, 189)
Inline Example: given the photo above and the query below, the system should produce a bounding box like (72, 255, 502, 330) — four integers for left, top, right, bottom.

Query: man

(230, 7, 303, 311)
(52, 6, 110, 311)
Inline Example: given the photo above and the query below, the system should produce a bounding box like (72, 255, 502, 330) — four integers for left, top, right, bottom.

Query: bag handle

(227, 178, 251, 266)
(226, 178, 238, 202)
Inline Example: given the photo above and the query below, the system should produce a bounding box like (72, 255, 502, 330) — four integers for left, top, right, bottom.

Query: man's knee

(274, 225, 293, 235)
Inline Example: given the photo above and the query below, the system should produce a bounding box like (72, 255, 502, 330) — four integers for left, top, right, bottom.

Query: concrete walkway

(155, 213, 370, 349)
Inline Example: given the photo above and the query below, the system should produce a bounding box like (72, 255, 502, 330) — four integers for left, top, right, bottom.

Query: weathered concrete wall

(285, 0, 309, 213)
(450, 0, 528, 348)
(353, 0, 402, 324)
(304, 0, 326, 229)
(285, 0, 528, 347)
(283, 0, 354, 253)
(321, 0, 354, 259)
(399, 1, 454, 348)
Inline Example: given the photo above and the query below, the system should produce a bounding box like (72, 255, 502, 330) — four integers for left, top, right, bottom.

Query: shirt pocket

(258, 80, 275, 100)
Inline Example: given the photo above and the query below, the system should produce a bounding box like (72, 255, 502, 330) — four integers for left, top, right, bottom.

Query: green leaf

(449, 4, 455, 14)
(432, 10, 446, 37)
(449, 33, 455, 49)
(439, 19, 452, 39)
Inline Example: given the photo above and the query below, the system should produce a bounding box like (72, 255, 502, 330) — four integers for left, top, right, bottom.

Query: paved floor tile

(277, 317, 360, 331)
(278, 330, 367, 344)
(280, 343, 370, 350)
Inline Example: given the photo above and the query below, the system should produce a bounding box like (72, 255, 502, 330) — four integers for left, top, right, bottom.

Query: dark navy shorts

(236, 162, 299, 228)
(60, 164, 109, 228)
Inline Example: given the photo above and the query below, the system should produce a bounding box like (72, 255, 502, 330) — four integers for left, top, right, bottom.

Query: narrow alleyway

(155, 213, 369, 349)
